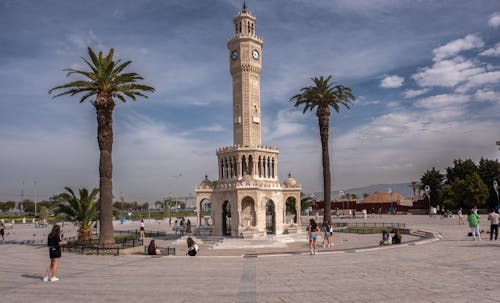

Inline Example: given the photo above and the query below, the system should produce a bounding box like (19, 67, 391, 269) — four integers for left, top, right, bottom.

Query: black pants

(490, 224, 498, 240)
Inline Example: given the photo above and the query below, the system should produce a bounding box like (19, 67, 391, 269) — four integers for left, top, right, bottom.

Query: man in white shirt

(487, 209, 499, 241)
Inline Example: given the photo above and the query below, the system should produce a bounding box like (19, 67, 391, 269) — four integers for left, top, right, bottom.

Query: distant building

(360, 192, 412, 206)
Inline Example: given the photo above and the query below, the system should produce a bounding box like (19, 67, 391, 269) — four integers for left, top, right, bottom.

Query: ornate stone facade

(195, 4, 301, 237)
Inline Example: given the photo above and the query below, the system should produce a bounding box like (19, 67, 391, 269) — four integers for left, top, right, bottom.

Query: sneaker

(50, 277, 59, 282)
(313, 250, 316, 255)
(322, 244, 325, 248)
(42, 276, 49, 282)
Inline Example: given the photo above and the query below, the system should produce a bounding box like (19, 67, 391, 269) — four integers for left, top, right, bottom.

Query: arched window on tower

(271, 158, 275, 178)
(258, 156, 262, 177)
(223, 158, 228, 179)
(220, 159, 224, 179)
(239, 22, 242, 33)
(267, 157, 271, 179)
(248, 155, 253, 176)
(242, 155, 247, 176)
(233, 156, 238, 178)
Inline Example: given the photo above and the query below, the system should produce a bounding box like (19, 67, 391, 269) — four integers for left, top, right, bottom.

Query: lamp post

(424, 185, 431, 215)
(494, 180, 499, 209)
(338, 191, 345, 213)
(33, 181, 37, 217)
(387, 187, 393, 214)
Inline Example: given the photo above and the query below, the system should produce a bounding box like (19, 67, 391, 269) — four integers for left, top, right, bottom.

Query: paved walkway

(1, 215, 499, 302)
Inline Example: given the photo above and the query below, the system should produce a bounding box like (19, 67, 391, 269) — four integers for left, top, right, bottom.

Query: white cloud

(479, 42, 500, 57)
(474, 89, 500, 103)
(380, 75, 404, 88)
(455, 70, 500, 93)
(265, 110, 308, 141)
(432, 34, 484, 61)
(489, 12, 500, 27)
(404, 88, 429, 99)
(329, 108, 499, 190)
(414, 94, 470, 109)
(412, 56, 484, 88)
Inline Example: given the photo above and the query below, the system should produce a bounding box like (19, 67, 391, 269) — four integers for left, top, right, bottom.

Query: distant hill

(312, 182, 416, 201)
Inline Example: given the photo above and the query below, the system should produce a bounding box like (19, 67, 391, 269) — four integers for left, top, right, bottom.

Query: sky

(1, 0, 499, 203)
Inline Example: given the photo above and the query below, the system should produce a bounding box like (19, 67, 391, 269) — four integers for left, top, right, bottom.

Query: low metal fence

(63, 237, 144, 256)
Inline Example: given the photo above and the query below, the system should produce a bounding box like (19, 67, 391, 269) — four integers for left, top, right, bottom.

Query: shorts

(140, 227, 145, 231)
(309, 232, 317, 241)
(49, 246, 62, 259)
(324, 232, 331, 237)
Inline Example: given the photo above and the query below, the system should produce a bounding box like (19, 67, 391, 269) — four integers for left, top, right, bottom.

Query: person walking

(0, 219, 5, 240)
(487, 209, 499, 241)
(322, 219, 332, 248)
(43, 224, 66, 282)
(307, 219, 320, 255)
(467, 209, 481, 241)
(457, 208, 464, 225)
(186, 219, 192, 234)
(140, 219, 145, 239)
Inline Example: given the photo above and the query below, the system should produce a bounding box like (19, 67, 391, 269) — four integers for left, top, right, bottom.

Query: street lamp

(33, 181, 37, 217)
(424, 185, 431, 214)
(387, 187, 393, 213)
(493, 180, 499, 208)
(338, 191, 345, 212)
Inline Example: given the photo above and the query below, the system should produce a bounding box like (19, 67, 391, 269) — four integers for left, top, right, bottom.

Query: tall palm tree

(409, 181, 419, 199)
(52, 187, 99, 243)
(49, 48, 154, 247)
(291, 75, 355, 223)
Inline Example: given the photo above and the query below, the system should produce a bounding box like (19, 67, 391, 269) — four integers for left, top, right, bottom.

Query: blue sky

(1, 0, 499, 202)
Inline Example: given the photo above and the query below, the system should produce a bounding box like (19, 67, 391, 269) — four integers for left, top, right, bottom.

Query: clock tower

(227, 3, 263, 147)
(195, 3, 302, 238)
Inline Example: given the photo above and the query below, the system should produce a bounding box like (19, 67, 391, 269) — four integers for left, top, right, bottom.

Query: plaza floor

(1, 215, 499, 302)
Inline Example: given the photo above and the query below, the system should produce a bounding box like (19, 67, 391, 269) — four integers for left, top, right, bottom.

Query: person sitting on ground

(380, 231, 389, 245)
(186, 237, 199, 256)
(393, 229, 402, 244)
(147, 240, 161, 255)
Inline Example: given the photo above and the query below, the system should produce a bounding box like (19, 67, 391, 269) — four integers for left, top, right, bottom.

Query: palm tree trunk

(317, 106, 331, 223)
(95, 95, 115, 248)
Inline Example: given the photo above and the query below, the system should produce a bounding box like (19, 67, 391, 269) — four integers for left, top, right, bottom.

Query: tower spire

(242, 1, 247, 12)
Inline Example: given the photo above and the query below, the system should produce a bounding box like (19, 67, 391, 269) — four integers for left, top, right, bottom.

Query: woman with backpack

(307, 219, 320, 255)
(322, 219, 333, 248)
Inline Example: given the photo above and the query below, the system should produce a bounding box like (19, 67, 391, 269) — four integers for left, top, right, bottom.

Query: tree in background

(478, 158, 500, 208)
(420, 167, 445, 209)
(39, 206, 49, 221)
(291, 76, 355, 224)
(49, 48, 154, 247)
(446, 159, 478, 184)
(450, 173, 488, 209)
(51, 187, 99, 243)
(362, 193, 369, 198)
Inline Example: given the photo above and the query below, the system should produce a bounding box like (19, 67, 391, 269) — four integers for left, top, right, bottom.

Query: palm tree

(286, 193, 316, 222)
(52, 187, 99, 243)
(49, 48, 154, 247)
(291, 75, 355, 223)
(409, 181, 419, 199)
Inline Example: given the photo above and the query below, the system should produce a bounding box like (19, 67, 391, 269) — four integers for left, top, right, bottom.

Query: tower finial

(242, 1, 247, 12)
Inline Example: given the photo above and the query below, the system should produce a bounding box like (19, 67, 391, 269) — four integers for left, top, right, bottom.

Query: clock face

(231, 50, 239, 60)
(252, 50, 260, 60)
